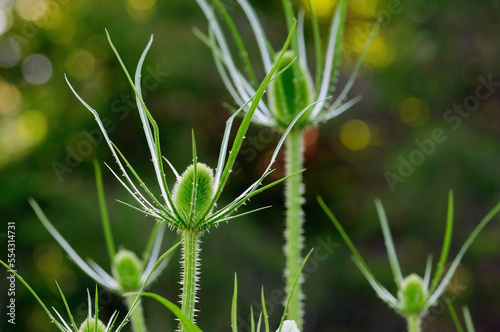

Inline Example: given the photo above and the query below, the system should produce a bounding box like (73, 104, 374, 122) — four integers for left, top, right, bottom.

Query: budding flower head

(79, 318, 107, 332)
(172, 163, 215, 225)
(112, 250, 143, 292)
(269, 50, 314, 128)
(398, 274, 428, 316)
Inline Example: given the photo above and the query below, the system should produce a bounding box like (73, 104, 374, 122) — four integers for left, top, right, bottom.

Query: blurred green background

(1, 0, 500, 331)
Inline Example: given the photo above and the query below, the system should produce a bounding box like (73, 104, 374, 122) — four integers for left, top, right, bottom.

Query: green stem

(125, 294, 147, 332)
(180, 230, 201, 332)
(407, 315, 422, 332)
(284, 128, 305, 329)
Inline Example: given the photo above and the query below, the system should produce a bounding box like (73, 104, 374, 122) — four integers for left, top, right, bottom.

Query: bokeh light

(398, 96, 430, 127)
(126, 0, 156, 21)
(0, 80, 21, 115)
(0, 36, 22, 68)
(349, 0, 379, 18)
(15, 0, 48, 21)
(16, 109, 48, 146)
(22, 53, 53, 85)
(65, 49, 96, 79)
(0, 7, 10, 35)
(128, 0, 156, 12)
(340, 119, 371, 151)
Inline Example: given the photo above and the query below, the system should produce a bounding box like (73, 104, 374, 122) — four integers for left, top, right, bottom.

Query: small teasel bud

(268, 50, 314, 128)
(398, 274, 428, 316)
(79, 317, 107, 332)
(112, 249, 143, 292)
(172, 163, 215, 225)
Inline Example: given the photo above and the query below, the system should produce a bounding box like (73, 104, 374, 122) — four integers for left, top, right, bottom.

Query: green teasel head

(268, 50, 314, 129)
(172, 162, 215, 227)
(79, 317, 107, 332)
(112, 250, 143, 292)
(398, 274, 428, 316)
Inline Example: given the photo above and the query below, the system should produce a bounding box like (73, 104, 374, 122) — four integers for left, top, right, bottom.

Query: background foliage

(1, 0, 499, 331)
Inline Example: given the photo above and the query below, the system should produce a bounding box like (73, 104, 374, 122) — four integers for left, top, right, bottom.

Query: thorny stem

(407, 315, 422, 332)
(180, 230, 201, 332)
(125, 294, 147, 332)
(284, 127, 305, 329)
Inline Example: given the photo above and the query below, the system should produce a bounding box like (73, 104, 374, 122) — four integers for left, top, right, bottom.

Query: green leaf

(375, 199, 404, 289)
(213, 0, 258, 87)
(0, 260, 68, 331)
(427, 200, 500, 308)
(445, 299, 464, 332)
(463, 306, 475, 332)
(277, 248, 313, 332)
(261, 288, 270, 332)
(141, 293, 202, 332)
(231, 273, 238, 332)
(28, 198, 118, 290)
(430, 190, 454, 293)
(318, 196, 400, 309)
(93, 159, 116, 265)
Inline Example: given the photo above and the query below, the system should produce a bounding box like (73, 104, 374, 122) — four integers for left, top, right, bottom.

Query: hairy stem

(180, 230, 201, 332)
(407, 315, 421, 332)
(125, 294, 147, 332)
(284, 128, 305, 329)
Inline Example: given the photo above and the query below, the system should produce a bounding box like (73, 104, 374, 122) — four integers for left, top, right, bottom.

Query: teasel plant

(64, 22, 321, 331)
(318, 191, 500, 332)
(0, 239, 179, 332)
(194, 0, 378, 327)
(28, 159, 172, 332)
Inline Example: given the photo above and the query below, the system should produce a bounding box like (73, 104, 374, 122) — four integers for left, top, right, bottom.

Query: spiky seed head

(268, 50, 314, 129)
(78, 318, 107, 332)
(398, 274, 428, 316)
(112, 249, 143, 292)
(172, 163, 215, 226)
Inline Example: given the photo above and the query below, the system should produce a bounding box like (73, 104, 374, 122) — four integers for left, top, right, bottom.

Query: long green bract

(200, 20, 297, 222)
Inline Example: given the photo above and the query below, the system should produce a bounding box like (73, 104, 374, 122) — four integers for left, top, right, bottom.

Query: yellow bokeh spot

(16, 109, 48, 146)
(15, 0, 48, 21)
(364, 34, 395, 68)
(349, 0, 379, 17)
(398, 96, 429, 127)
(0, 81, 22, 115)
(28, 306, 52, 332)
(301, 0, 337, 19)
(34, 244, 63, 276)
(128, 0, 156, 11)
(65, 50, 96, 79)
(340, 119, 371, 151)
(47, 21, 76, 44)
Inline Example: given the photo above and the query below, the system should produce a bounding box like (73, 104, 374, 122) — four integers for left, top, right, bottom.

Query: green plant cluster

(1, 0, 500, 331)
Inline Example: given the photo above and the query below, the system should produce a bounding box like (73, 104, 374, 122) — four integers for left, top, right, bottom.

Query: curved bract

(196, 0, 378, 129)
(65, 25, 309, 331)
(319, 191, 500, 332)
